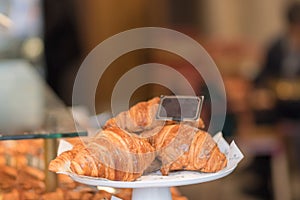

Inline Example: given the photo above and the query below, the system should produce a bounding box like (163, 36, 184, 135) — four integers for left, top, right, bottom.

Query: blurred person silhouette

(246, 2, 300, 199)
(255, 1, 300, 122)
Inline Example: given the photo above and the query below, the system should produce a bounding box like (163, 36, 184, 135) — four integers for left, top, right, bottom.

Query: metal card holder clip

(156, 95, 204, 122)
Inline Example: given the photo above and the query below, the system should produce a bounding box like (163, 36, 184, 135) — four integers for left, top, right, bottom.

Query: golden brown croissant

(49, 127, 155, 181)
(165, 118, 205, 129)
(104, 97, 205, 134)
(48, 142, 85, 173)
(104, 97, 164, 133)
(49, 96, 223, 182)
(150, 124, 227, 175)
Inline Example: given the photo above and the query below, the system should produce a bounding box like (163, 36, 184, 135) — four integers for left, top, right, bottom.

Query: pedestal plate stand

(68, 164, 236, 200)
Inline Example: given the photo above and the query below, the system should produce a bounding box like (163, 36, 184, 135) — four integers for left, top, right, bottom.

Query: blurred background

(1, 0, 300, 199)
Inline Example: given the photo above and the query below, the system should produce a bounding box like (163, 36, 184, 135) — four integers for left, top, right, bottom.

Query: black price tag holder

(156, 95, 204, 122)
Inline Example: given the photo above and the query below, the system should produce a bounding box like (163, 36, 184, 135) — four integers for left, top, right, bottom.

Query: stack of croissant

(49, 97, 227, 181)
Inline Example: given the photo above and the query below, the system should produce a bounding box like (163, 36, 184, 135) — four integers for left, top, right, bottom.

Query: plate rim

(67, 164, 237, 188)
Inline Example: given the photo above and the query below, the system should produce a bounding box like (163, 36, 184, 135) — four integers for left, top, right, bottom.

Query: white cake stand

(68, 164, 237, 200)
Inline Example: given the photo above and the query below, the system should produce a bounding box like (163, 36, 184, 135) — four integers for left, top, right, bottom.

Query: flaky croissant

(150, 124, 227, 175)
(49, 96, 224, 182)
(104, 97, 164, 133)
(49, 127, 155, 181)
(104, 97, 205, 134)
(48, 142, 85, 173)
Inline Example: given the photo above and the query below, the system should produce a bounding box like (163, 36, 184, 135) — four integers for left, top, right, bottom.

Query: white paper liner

(57, 139, 74, 156)
(111, 196, 122, 200)
(213, 132, 244, 169)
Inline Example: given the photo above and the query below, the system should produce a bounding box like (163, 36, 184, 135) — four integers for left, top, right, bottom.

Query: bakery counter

(0, 82, 87, 193)
(0, 63, 89, 196)
(0, 139, 129, 199)
(0, 83, 86, 141)
(0, 138, 188, 199)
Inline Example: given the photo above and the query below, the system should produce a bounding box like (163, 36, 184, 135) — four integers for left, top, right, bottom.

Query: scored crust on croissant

(49, 127, 155, 181)
(150, 124, 227, 175)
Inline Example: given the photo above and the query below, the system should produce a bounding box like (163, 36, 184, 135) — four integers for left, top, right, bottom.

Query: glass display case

(0, 61, 87, 194)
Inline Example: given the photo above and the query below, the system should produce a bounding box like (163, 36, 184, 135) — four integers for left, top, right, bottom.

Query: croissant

(104, 97, 205, 134)
(49, 96, 223, 181)
(104, 97, 165, 133)
(150, 124, 227, 175)
(48, 142, 85, 173)
(49, 127, 155, 181)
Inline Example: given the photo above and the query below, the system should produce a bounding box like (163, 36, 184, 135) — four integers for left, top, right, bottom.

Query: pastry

(49, 96, 226, 182)
(49, 127, 155, 181)
(104, 97, 164, 133)
(150, 124, 227, 175)
(48, 142, 85, 173)
(104, 97, 205, 133)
